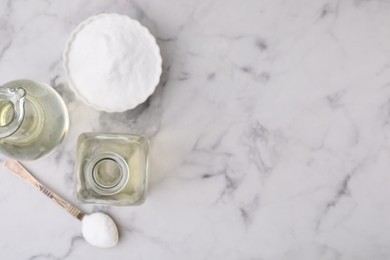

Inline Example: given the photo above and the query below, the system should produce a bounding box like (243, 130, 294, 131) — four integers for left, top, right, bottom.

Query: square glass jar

(74, 133, 149, 206)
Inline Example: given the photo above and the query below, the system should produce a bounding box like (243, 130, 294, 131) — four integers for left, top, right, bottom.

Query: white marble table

(1, 0, 390, 259)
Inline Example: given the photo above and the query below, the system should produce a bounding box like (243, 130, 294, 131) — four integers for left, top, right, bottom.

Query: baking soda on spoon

(3, 160, 119, 248)
(82, 212, 118, 248)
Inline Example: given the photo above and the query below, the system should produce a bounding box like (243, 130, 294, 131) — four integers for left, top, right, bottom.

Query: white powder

(82, 212, 118, 248)
(64, 14, 162, 112)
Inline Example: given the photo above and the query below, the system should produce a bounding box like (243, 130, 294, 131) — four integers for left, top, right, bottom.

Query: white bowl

(63, 13, 162, 112)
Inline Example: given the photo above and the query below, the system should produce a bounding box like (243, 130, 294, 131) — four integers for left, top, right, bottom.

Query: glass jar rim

(85, 152, 130, 195)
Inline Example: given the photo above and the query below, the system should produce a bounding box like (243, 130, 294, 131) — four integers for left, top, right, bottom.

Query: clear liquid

(0, 80, 69, 160)
(75, 133, 149, 206)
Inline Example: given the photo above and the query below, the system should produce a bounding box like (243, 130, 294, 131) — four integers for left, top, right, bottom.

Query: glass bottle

(0, 79, 69, 160)
(74, 133, 149, 206)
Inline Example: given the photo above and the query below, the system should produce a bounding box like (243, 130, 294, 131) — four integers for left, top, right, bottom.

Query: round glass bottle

(0, 80, 69, 160)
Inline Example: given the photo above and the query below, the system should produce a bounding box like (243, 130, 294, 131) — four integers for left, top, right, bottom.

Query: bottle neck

(0, 87, 26, 139)
(86, 153, 130, 195)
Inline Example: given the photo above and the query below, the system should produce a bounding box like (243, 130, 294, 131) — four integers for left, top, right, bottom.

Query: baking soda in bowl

(63, 13, 162, 112)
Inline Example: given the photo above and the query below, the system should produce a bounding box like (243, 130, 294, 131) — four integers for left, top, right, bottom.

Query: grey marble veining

(0, 0, 390, 259)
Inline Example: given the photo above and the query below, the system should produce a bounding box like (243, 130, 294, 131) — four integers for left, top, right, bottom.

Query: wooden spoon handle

(3, 159, 85, 220)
